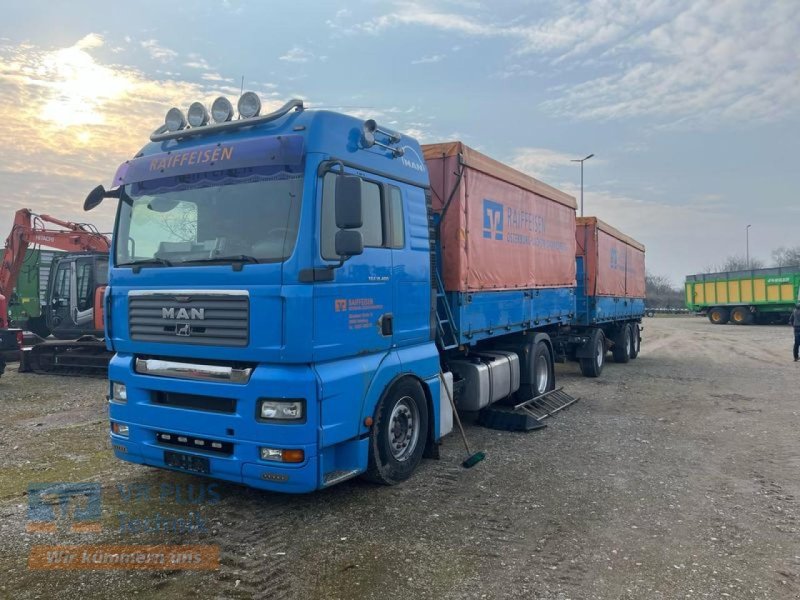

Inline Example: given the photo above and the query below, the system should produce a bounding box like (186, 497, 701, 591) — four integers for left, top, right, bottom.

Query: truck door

(313, 171, 393, 360)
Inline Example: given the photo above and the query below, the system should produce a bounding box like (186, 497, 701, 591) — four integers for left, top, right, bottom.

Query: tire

(629, 323, 641, 359)
(530, 340, 555, 398)
(730, 306, 753, 325)
(579, 329, 605, 377)
(362, 378, 429, 486)
(707, 307, 729, 325)
(645, 310, 655, 318)
(612, 324, 631, 363)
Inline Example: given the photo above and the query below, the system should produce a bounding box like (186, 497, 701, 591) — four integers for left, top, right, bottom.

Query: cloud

(411, 54, 444, 65)
(355, 0, 800, 126)
(278, 46, 314, 63)
(140, 39, 178, 62)
(0, 35, 285, 233)
(509, 147, 591, 178)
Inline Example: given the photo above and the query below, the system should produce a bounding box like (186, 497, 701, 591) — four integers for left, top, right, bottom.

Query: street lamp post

(571, 154, 594, 217)
(746, 224, 751, 268)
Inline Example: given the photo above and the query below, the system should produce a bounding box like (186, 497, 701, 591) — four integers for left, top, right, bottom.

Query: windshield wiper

(178, 255, 261, 271)
(184, 255, 261, 264)
(118, 257, 173, 272)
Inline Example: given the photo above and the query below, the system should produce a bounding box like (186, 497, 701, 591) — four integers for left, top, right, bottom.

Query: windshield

(115, 165, 302, 266)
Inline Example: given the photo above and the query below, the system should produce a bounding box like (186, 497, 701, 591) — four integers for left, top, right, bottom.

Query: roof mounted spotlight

(164, 107, 187, 132)
(211, 96, 234, 123)
(187, 102, 209, 127)
(362, 120, 404, 157)
(237, 92, 262, 119)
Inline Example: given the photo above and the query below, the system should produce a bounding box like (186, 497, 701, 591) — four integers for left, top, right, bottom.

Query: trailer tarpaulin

(576, 217, 646, 298)
(424, 142, 577, 292)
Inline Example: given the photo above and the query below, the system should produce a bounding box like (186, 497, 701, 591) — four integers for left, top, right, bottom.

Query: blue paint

(574, 256, 645, 325)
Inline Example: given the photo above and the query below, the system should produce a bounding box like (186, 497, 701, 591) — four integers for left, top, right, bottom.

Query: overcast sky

(1, 0, 798, 285)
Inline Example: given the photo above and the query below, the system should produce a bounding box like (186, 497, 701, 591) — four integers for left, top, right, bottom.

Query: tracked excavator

(0, 208, 111, 376)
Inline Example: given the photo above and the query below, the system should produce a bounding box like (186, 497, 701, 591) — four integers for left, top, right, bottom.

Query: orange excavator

(0, 209, 111, 375)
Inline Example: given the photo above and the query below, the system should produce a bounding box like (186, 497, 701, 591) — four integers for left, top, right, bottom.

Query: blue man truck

(84, 94, 645, 493)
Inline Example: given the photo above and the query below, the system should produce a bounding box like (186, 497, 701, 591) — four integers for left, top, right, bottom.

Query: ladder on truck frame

(434, 268, 459, 351)
(478, 388, 581, 431)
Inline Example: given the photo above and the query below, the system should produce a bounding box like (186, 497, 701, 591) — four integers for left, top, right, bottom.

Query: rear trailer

(685, 267, 800, 325)
(552, 217, 646, 377)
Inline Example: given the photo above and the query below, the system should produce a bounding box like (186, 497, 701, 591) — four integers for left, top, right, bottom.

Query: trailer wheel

(629, 324, 641, 359)
(363, 378, 429, 486)
(708, 307, 729, 325)
(612, 324, 631, 363)
(531, 341, 555, 397)
(730, 306, 753, 325)
(579, 329, 605, 377)
(645, 309, 655, 318)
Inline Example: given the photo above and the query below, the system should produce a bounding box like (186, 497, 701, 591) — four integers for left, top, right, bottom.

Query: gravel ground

(1, 316, 799, 599)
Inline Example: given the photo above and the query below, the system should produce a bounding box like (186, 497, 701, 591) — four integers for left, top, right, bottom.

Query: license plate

(164, 450, 210, 474)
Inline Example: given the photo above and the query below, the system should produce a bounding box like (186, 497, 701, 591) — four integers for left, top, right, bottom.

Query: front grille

(152, 391, 236, 414)
(156, 431, 233, 455)
(128, 291, 249, 347)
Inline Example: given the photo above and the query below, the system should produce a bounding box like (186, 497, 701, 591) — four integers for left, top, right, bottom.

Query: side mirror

(84, 185, 121, 211)
(335, 175, 363, 229)
(335, 230, 363, 258)
(84, 185, 107, 211)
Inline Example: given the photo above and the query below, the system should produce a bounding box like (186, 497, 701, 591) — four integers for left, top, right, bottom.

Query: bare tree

(772, 246, 800, 267)
(646, 272, 684, 308)
(704, 255, 765, 273)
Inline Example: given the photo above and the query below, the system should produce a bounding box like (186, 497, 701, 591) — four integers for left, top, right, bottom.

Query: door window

(53, 263, 70, 303)
(76, 261, 93, 311)
(321, 173, 384, 260)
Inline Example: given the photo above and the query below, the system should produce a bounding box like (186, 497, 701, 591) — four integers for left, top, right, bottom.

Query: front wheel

(579, 329, 605, 377)
(362, 378, 429, 486)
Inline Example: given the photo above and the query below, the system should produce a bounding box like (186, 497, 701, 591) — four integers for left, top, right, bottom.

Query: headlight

(187, 101, 209, 127)
(164, 107, 187, 132)
(257, 399, 304, 422)
(260, 447, 304, 463)
(111, 422, 129, 437)
(211, 96, 234, 123)
(110, 382, 127, 403)
(237, 91, 261, 118)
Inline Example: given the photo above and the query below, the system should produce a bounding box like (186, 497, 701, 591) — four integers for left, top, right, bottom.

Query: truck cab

(88, 97, 441, 492)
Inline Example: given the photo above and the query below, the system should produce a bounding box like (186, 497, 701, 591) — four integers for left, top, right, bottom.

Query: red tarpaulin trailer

(423, 141, 577, 292)
(576, 216, 645, 298)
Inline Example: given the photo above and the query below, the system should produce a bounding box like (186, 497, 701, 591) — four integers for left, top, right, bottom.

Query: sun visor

(111, 135, 304, 188)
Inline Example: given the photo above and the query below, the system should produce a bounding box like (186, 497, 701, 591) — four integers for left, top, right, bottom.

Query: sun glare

(38, 37, 132, 128)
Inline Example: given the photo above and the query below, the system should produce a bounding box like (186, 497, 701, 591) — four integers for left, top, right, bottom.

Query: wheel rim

(712, 311, 720, 322)
(388, 396, 420, 462)
(595, 337, 604, 368)
(535, 354, 549, 395)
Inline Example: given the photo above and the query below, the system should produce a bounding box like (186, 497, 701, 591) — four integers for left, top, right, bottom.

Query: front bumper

(108, 353, 366, 494)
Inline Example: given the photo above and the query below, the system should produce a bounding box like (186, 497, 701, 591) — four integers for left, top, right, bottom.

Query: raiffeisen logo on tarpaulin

(610, 247, 626, 271)
(483, 199, 504, 240)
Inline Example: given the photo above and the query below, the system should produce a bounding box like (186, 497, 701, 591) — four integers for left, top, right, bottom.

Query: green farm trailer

(685, 267, 800, 325)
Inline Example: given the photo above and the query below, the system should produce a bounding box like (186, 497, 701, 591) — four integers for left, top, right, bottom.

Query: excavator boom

(0, 209, 110, 328)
